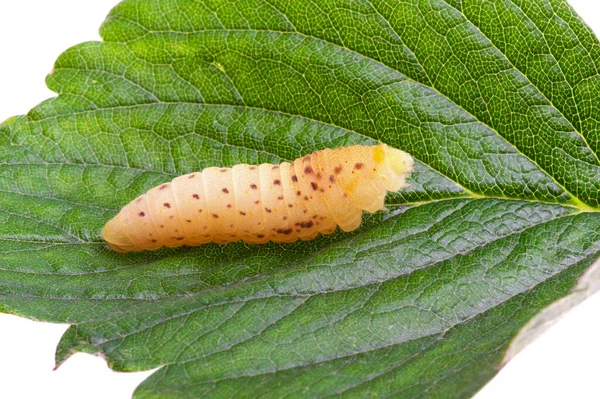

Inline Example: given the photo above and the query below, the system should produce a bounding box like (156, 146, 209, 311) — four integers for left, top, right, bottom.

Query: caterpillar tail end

(102, 214, 136, 253)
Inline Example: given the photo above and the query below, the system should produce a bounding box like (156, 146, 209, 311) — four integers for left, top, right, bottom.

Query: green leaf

(2, 0, 600, 397)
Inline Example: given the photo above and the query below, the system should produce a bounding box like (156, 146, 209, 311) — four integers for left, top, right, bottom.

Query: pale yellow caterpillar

(102, 144, 414, 253)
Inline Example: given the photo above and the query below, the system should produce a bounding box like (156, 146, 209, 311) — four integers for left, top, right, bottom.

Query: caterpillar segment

(102, 144, 414, 253)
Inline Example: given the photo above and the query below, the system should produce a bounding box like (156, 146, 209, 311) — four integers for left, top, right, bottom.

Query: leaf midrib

(1, 197, 580, 279)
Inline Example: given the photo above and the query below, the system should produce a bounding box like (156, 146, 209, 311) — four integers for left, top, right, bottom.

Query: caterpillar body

(102, 144, 414, 253)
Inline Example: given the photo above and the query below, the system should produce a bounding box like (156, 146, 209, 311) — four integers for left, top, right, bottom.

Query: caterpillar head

(375, 144, 414, 192)
(322, 144, 413, 213)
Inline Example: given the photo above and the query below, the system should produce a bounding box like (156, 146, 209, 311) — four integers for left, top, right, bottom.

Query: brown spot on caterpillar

(136, 197, 143, 203)
(296, 221, 314, 228)
(304, 166, 313, 174)
(138, 212, 145, 217)
(272, 165, 280, 170)
(354, 163, 364, 170)
(159, 184, 169, 191)
(303, 210, 307, 214)
(160, 225, 164, 228)
(296, 191, 302, 196)
(304, 196, 309, 200)
(278, 196, 284, 200)
(265, 208, 272, 213)
(188, 174, 196, 179)
(310, 182, 318, 190)
(288, 204, 293, 208)
(176, 237, 185, 241)
(186, 219, 192, 223)
(249, 166, 256, 170)
(198, 209, 203, 213)
(334, 166, 343, 174)
(250, 184, 258, 190)
(316, 173, 322, 180)
(239, 211, 246, 216)
(192, 194, 200, 200)
(329, 175, 335, 183)
(257, 234, 265, 238)
(169, 216, 174, 219)
(222, 188, 229, 194)
(283, 216, 288, 220)
(291, 175, 298, 182)
(220, 168, 227, 172)
(152, 239, 157, 243)
(230, 224, 234, 228)
(212, 214, 219, 219)
(276, 228, 293, 235)
(254, 200, 260, 204)
(164, 203, 171, 208)
(273, 179, 281, 185)
(227, 204, 232, 208)
(320, 188, 325, 193)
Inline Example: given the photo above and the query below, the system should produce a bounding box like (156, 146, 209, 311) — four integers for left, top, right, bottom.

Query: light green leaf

(2, 0, 600, 397)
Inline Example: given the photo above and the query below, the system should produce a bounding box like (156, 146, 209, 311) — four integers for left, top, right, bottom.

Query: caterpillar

(102, 144, 414, 253)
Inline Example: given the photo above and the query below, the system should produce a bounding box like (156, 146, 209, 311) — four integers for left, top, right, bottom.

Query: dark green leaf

(2, 0, 600, 397)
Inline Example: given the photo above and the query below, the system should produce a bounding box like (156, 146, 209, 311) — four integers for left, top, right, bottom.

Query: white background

(1, 1, 599, 398)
